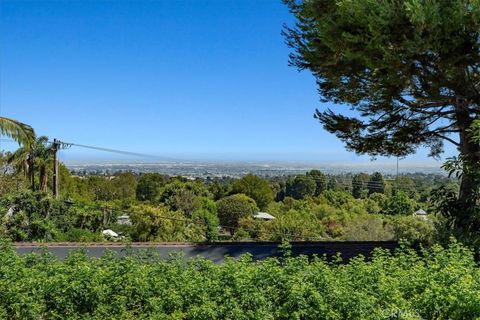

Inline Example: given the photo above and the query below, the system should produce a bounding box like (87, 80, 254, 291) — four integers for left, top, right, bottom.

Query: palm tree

(0, 117, 35, 148)
(8, 143, 35, 190)
(34, 137, 53, 192)
(7, 136, 51, 191)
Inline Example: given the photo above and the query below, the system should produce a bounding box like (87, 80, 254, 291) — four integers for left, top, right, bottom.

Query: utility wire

(56, 140, 160, 158)
(53, 139, 180, 162)
(2, 136, 442, 194)
(328, 179, 422, 190)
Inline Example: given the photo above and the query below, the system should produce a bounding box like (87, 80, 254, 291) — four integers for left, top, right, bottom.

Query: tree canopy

(367, 172, 386, 195)
(216, 194, 258, 231)
(285, 175, 316, 199)
(231, 174, 274, 210)
(306, 169, 327, 195)
(136, 173, 166, 202)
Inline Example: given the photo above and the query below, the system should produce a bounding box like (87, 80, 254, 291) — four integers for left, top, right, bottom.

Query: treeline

(62, 168, 453, 205)
(0, 145, 452, 244)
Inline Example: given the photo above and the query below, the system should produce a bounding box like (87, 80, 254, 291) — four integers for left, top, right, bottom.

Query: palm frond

(0, 117, 35, 148)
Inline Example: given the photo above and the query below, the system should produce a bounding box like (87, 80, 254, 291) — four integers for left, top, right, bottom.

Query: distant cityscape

(66, 160, 446, 179)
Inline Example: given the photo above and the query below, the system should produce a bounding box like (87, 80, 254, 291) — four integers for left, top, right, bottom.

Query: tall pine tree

(284, 0, 480, 204)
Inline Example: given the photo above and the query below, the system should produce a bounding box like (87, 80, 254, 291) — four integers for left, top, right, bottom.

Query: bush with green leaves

(57, 228, 103, 242)
(240, 195, 436, 243)
(128, 204, 203, 242)
(0, 240, 479, 319)
(0, 191, 75, 241)
(192, 197, 220, 242)
(254, 208, 326, 241)
(343, 215, 393, 241)
(387, 215, 436, 245)
(158, 179, 212, 216)
(217, 194, 258, 231)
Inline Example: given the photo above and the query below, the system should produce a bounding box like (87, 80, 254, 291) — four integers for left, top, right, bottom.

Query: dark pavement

(13, 241, 398, 263)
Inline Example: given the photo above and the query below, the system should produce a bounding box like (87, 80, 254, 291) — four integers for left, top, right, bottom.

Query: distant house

(413, 209, 428, 219)
(253, 212, 276, 221)
(117, 215, 132, 225)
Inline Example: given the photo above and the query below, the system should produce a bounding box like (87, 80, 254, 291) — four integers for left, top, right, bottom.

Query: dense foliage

(0, 241, 478, 319)
(0, 147, 456, 244)
(231, 175, 274, 210)
(217, 194, 258, 233)
(0, 133, 459, 244)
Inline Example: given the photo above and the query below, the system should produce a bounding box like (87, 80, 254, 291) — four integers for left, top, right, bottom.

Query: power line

(56, 140, 161, 158)
(329, 179, 421, 189)
(2, 136, 446, 195)
(53, 139, 181, 162)
(1, 137, 161, 158)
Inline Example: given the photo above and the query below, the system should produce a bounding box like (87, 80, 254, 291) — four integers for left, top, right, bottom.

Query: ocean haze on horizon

(1, 136, 448, 175)
(57, 146, 449, 165)
(59, 147, 447, 175)
(65, 158, 446, 177)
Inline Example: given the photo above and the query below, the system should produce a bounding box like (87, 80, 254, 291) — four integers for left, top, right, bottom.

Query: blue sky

(0, 0, 456, 164)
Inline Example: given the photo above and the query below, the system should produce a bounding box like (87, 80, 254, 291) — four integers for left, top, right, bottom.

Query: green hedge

(0, 241, 479, 319)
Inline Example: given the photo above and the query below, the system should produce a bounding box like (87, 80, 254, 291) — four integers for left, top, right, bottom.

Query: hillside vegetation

(0, 148, 452, 244)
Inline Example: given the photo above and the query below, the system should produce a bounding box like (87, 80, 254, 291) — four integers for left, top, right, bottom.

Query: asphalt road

(13, 241, 398, 263)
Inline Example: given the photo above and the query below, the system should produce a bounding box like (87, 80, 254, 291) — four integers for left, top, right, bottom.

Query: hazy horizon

(64, 157, 447, 177)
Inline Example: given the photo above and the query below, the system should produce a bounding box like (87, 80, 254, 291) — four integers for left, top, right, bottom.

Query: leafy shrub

(0, 241, 479, 319)
(387, 215, 436, 245)
(217, 194, 258, 231)
(344, 215, 393, 241)
(0, 191, 75, 241)
(159, 180, 212, 216)
(129, 204, 202, 242)
(264, 208, 326, 241)
(192, 198, 220, 242)
(363, 198, 382, 214)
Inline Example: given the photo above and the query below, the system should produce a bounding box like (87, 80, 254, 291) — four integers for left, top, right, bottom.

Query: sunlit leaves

(0, 117, 35, 149)
(0, 241, 479, 319)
